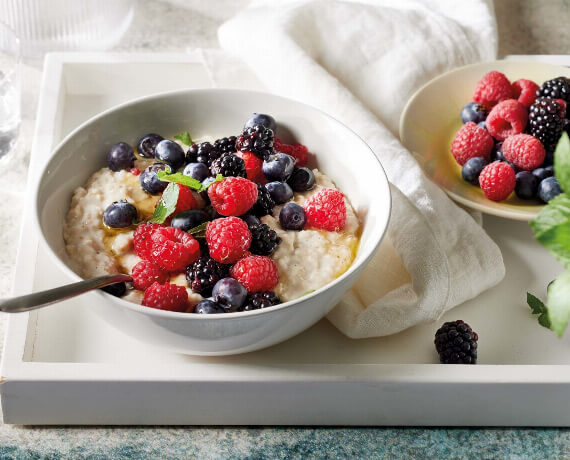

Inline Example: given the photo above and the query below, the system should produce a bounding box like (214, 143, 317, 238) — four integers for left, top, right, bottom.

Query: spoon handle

(0, 274, 133, 313)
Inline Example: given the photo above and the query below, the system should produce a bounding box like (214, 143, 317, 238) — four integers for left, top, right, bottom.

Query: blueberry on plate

(265, 181, 293, 204)
(240, 214, 261, 228)
(107, 142, 135, 171)
(194, 299, 226, 314)
(515, 171, 538, 200)
(137, 133, 164, 158)
(154, 139, 185, 170)
(262, 153, 295, 182)
(183, 162, 209, 182)
(461, 157, 487, 185)
(212, 278, 247, 312)
(538, 176, 562, 203)
(244, 113, 277, 132)
(460, 102, 487, 124)
(279, 202, 306, 231)
(140, 163, 169, 194)
(103, 200, 137, 228)
(170, 210, 210, 232)
(532, 167, 553, 182)
(288, 166, 315, 192)
(490, 142, 504, 162)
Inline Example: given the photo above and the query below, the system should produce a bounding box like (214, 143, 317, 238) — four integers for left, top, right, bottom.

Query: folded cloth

(201, 0, 504, 337)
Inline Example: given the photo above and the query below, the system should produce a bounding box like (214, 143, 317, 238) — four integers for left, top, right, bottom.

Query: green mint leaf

(198, 174, 224, 193)
(527, 292, 551, 329)
(554, 132, 570, 193)
(530, 193, 570, 270)
(545, 270, 570, 337)
(149, 182, 179, 223)
(157, 171, 203, 191)
(174, 131, 193, 146)
(187, 221, 208, 239)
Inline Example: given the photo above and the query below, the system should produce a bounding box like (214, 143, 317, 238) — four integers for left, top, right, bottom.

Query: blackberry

(187, 142, 221, 166)
(251, 184, 275, 217)
(210, 153, 247, 178)
(250, 223, 281, 256)
(186, 256, 229, 297)
(214, 136, 237, 154)
(241, 291, 281, 311)
(236, 124, 274, 160)
(434, 320, 478, 364)
(536, 77, 570, 102)
(528, 98, 564, 154)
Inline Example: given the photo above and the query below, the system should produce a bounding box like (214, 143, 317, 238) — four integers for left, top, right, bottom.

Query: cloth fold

(202, 0, 505, 337)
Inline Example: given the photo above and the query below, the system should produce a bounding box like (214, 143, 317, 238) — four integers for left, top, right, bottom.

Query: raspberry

(473, 71, 513, 110)
(304, 188, 346, 231)
(234, 150, 265, 183)
(133, 223, 163, 261)
(142, 282, 189, 312)
(230, 255, 279, 292)
(511, 79, 539, 107)
(149, 226, 200, 272)
(206, 217, 252, 263)
(479, 161, 516, 201)
(450, 122, 494, 165)
(131, 260, 169, 291)
(555, 99, 567, 118)
(173, 184, 199, 215)
(207, 177, 258, 216)
(275, 138, 309, 166)
(502, 134, 546, 171)
(485, 99, 528, 141)
(130, 168, 141, 176)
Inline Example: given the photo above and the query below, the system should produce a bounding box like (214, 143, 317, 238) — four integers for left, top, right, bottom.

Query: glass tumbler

(0, 20, 19, 162)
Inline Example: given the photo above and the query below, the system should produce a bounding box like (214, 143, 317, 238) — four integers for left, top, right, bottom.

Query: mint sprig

(174, 131, 193, 146)
(156, 171, 224, 193)
(187, 221, 208, 239)
(149, 182, 179, 224)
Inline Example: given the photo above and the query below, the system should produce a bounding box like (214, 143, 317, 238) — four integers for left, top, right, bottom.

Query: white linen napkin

(201, 0, 505, 337)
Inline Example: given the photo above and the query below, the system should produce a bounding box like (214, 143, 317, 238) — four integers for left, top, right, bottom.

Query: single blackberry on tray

(241, 291, 282, 311)
(186, 256, 229, 297)
(187, 142, 221, 166)
(528, 97, 564, 154)
(236, 124, 274, 160)
(210, 153, 247, 178)
(250, 223, 281, 256)
(536, 76, 570, 102)
(214, 136, 237, 154)
(251, 183, 275, 217)
(434, 320, 478, 364)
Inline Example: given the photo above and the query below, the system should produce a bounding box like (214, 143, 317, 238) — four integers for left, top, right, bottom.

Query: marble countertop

(1, 0, 569, 458)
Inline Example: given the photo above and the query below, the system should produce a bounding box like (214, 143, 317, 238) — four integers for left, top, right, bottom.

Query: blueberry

(212, 278, 247, 312)
(515, 171, 538, 200)
(183, 162, 209, 182)
(154, 139, 185, 170)
(240, 214, 261, 228)
(194, 299, 226, 314)
(200, 176, 217, 203)
(538, 177, 562, 203)
(107, 142, 135, 171)
(265, 181, 293, 204)
(262, 153, 295, 182)
(532, 167, 553, 182)
(288, 167, 315, 192)
(101, 282, 126, 297)
(491, 142, 505, 162)
(461, 157, 487, 185)
(140, 163, 169, 194)
(103, 200, 137, 228)
(460, 102, 487, 124)
(137, 133, 164, 158)
(279, 202, 306, 231)
(170, 210, 210, 232)
(477, 121, 486, 130)
(244, 113, 277, 132)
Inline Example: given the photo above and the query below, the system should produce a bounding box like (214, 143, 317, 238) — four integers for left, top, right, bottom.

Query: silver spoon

(0, 274, 133, 313)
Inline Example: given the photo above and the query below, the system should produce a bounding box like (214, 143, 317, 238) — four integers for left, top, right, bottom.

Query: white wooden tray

(1, 53, 570, 426)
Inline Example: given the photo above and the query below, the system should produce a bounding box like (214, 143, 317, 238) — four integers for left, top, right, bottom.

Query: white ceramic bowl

(35, 89, 391, 355)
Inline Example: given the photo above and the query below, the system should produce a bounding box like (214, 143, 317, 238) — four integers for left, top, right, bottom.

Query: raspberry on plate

(234, 151, 265, 183)
(150, 226, 200, 272)
(274, 137, 309, 166)
(133, 223, 163, 261)
(173, 184, 199, 215)
(206, 217, 252, 264)
(304, 188, 346, 231)
(131, 260, 169, 291)
(472, 70, 513, 110)
(208, 177, 258, 216)
(478, 161, 516, 201)
(511, 79, 539, 107)
(230, 255, 279, 292)
(502, 134, 545, 171)
(142, 282, 189, 312)
(450, 122, 494, 166)
(485, 99, 528, 141)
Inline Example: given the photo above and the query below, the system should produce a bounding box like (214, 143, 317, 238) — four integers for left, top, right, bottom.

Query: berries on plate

(536, 76, 570, 102)
(450, 122, 494, 165)
(212, 277, 248, 311)
(103, 200, 137, 228)
(478, 161, 516, 201)
(230, 255, 279, 292)
(170, 209, 210, 232)
(210, 153, 247, 178)
(241, 291, 282, 311)
(140, 163, 169, 194)
(172, 184, 199, 216)
(288, 167, 315, 192)
(234, 150, 265, 183)
(194, 299, 226, 314)
(107, 142, 136, 171)
(131, 260, 169, 291)
(514, 171, 538, 200)
(149, 226, 201, 272)
(279, 202, 306, 230)
(206, 217, 252, 264)
(244, 113, 277, 132)
(511, 79, 539, 107)
(133, 222, 163, 260)
(262, 153, 295, 182)
(461, 157, 487, 185)
(472, 70, 513, 110)
(137, 133, 164, 158)
(274, 138, 309, 166)
(249, 223, 281, 256)
(213, 136, 237, 155)
(265, 181, 293, 204)
(183, 162, 209, 182)
(304, 188, 346, 231)
(485, 99, 528, 141)
(502, 134, 545, 171)
(142, 282, 189, 312)
(154, 139, 186, 170)
(236, 124, 275, 160)
(187, 141, 221, 166)
(208, 177, 258, 216)
(251, 184, 275, 217)
(532, 167, 553, 182)
(538, 176, 562, 203)
(528, 97, 565, 154)
(460, 102, 487, 124)
(186, 255, 229, 297)
(434, 320, 478, 364)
